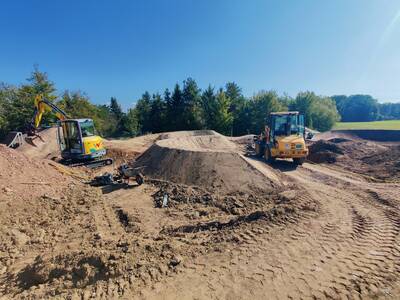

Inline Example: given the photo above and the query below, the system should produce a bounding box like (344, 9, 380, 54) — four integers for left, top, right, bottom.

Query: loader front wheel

(293, 157, 305, 165)
(255, 143, 264, 158)
(264, 148, 275, 163)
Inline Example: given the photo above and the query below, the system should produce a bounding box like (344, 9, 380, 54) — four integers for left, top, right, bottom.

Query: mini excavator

(28, 95, 112, 168)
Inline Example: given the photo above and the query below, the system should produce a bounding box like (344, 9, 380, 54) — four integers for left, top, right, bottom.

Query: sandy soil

(308, 134, 400, 181)
(1, 129, 400, 299)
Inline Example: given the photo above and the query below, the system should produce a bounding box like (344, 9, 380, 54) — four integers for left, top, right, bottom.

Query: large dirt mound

(0, 144, 73, 201)
(307, 138, 400, 181)
(307, 140, 344, 163)
(133, 131, 277, 194)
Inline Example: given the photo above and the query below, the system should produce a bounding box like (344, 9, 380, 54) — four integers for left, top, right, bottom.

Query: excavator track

(61, 158, 113, 169)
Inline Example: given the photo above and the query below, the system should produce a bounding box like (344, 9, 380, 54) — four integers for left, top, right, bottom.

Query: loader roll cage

(268, 112, 305, 141)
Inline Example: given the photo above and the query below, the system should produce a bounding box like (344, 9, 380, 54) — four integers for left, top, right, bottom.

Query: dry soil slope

(133, 130, 279, 194)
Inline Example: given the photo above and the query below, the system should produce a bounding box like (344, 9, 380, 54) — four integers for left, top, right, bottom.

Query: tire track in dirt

(139, 162, 400, 299)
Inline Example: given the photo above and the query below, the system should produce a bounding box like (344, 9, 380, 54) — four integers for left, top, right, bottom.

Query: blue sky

(1, 0, 400, 109)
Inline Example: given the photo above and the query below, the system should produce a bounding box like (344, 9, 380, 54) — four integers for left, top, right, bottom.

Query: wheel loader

(254, 111, 308, 165)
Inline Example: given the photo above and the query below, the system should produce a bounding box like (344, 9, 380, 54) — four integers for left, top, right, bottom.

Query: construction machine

(254, 111, 308, 165)
(28, 95, 113, 168)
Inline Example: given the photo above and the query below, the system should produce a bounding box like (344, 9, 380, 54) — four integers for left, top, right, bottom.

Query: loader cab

(56, 119, 106, 161)
(269, 112, 305, 142)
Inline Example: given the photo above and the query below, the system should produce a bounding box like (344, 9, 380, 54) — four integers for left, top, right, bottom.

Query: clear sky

(1, 0, 400, 109)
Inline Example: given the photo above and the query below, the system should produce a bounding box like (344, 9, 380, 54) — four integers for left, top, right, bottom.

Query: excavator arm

(28, 95, 69, 135)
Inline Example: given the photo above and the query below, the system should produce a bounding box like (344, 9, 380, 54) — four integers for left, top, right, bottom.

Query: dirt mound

(134, 136, 276, 194)
(314, 129, 400, 142)
(307, 140, 344, 163)
(157, 134, 237, 152)
(360, 144, 400, 180)
(158, 130, 222, 140)
(0, 145, 73, 201)
(17, 127, 60, 159)
(307, 137, 400, 181)
(102, 134, 160, 169)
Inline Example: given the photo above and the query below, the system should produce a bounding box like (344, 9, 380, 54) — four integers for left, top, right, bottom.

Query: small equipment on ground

(91, 164, 145, 186)
(254, 111, 309, 165)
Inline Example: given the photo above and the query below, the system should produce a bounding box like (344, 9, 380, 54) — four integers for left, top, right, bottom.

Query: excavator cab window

(57, 124, 66, 152)
(79, 119, 95, 137)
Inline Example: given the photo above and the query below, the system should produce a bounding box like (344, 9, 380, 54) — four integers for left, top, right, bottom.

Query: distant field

(334, 120, 400, 130)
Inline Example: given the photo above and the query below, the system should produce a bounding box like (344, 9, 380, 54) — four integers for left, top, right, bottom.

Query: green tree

(310, 97, 340, 131)
(167, 84, 184, 131)
(225, 82, 246, 136)
(290, 92, 315, 127)
(135, 92, 152, 133)
(95, 104, 117, 136)
(201, 86, 217, 130)
(109, 97, 126, 135)
(110, 97, 123, 120)
(124, 108, 139, 136)
(201, 86, 233, 134)
(182, 78, 203, 130)
(249, 90, 287, 133)
(378, 102, 400, 120)
(0, 84, 18, 138)
(149, 93, 167, 133)
(1, 67, 57, 135)
(331, 95, 378, 122)
(57, 91, 116, 136)
(214, 89, 233, 134)
(292, 92, 340, 131)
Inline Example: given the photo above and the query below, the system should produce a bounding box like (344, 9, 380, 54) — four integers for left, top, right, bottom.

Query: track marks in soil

(142, 164, 400, 299)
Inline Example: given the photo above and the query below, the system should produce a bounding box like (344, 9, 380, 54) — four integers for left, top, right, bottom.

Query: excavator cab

(255, 111, 308, 165)
(57, 119, 106, 161)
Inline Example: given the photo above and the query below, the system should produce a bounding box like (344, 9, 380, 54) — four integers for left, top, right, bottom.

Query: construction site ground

(1, 128, 400, 299)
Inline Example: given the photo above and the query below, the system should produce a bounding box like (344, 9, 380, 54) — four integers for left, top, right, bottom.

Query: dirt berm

(133, 131, 278, 194)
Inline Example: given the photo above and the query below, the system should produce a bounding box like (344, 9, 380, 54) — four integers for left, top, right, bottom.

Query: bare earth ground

(0, 129, 400, 299)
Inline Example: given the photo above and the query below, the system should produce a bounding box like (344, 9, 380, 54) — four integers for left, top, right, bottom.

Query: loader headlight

(285, 143, 290, 149)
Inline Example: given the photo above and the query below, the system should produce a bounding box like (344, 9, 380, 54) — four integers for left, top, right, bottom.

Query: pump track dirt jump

(0, 129, 399, 299)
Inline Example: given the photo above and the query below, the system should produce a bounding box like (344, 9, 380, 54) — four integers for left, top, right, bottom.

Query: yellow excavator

(254, 111, 308, 165)
(28, 95, 112, 167)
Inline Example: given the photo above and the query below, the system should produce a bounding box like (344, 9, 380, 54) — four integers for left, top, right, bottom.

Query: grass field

(334, 120, 400, 130)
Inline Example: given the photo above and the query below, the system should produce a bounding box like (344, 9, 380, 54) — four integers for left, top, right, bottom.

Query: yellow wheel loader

(254, 111, 308, 165)
(28, 95, 112, 168)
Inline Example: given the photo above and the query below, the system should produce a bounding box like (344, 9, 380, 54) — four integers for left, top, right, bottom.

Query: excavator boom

(29, 95, 69, 135)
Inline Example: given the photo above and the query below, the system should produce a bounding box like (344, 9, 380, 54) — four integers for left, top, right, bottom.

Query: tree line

(332, 95, 400, 122)
(1, 68, 399, 141)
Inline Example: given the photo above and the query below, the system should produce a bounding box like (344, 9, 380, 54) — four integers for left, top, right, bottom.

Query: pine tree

(110, 97, 124, 121)
(150, 93, 167, 133)
(201, 85, 217, 129)
(135, 92, 152, 133)
(182, 78, 203, 130)
(167, 84, 184, 131)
